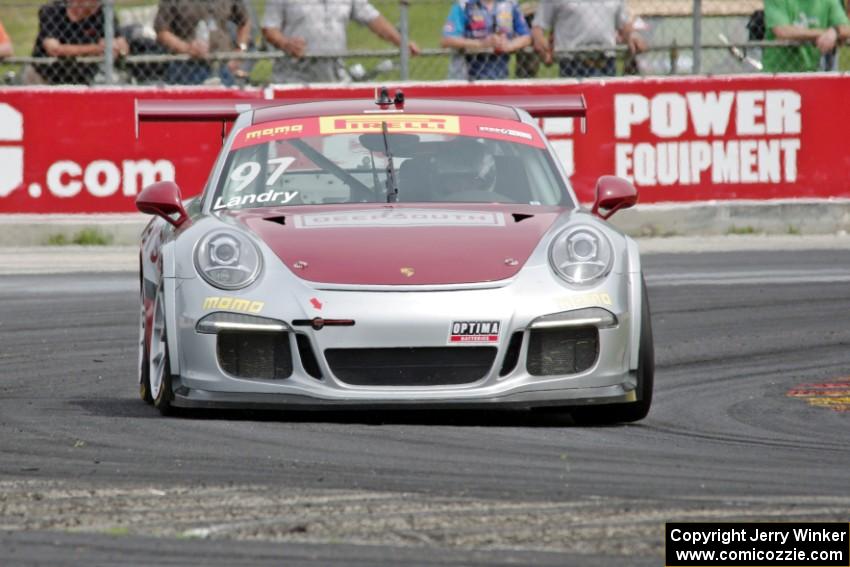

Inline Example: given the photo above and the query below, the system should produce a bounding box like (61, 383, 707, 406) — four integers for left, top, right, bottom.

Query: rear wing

(134, 99, 280, 138)
(465, 94, 587, 131)
(135, 94, 587, 138)
(464, 94, 586, 118)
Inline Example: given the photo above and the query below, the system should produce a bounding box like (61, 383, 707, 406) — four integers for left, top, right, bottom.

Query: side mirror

(591, 175, 638, 220)
(136, 181, 188, 227)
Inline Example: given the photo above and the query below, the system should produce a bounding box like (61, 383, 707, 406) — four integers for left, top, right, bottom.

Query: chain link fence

(0, 0, 847, 86)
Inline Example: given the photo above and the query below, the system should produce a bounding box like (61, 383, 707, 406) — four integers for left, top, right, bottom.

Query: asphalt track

(1, 248, 849, 565)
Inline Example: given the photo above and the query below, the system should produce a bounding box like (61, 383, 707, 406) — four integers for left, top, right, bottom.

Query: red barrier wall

(1, 76, 849, 213)
(0, 87, 262, 214)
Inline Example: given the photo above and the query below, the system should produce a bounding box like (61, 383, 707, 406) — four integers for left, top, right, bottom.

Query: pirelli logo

(319, 114, 460, 135)
(203, 296, 265, 314)
(243, 123, 303, 141)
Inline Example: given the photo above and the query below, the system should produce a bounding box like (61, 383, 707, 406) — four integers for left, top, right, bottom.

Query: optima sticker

(449, 321, 501, 344)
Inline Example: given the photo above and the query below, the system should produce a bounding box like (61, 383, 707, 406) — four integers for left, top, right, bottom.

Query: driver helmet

(437, 139, 497, 193)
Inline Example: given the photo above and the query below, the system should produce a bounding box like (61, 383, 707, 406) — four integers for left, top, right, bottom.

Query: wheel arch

(625, 236, 644, 371)
(158, 240, 181, 378)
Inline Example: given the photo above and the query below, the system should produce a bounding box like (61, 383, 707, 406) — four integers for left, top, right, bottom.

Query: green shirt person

(764, 0, 850, 72)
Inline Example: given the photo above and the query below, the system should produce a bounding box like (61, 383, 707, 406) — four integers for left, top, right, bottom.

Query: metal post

(691, 0, 701, 74)
(103, 0, 115, 84)
(670, 40, 678, 75)
(399, 0, 410, 81)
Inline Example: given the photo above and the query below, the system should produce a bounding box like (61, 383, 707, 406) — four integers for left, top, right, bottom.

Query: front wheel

(570, 274, 654, 424)
(149, 288, 175, 416)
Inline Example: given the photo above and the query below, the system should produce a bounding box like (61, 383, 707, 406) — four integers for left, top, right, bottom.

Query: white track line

(646, 269, 850, 286)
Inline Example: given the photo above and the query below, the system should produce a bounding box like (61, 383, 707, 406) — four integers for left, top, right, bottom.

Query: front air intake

(217, 331, 292, 380)
(325, 347, 496, 386)
(526, 327, 598, 376)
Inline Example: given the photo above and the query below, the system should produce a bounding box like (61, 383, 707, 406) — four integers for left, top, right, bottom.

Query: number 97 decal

(229, 157, 296, 192)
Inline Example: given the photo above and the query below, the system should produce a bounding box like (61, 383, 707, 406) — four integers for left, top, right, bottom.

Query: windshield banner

(231, 115, 544, 151)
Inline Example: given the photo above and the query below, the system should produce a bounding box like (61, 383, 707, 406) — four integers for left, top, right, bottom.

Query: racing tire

(138, 289, 153, 405)
(569, 274, 654, 424)
(149, 287, 176, 416)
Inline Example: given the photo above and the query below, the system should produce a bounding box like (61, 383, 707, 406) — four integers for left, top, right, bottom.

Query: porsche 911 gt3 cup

(135, 89, 654, 422)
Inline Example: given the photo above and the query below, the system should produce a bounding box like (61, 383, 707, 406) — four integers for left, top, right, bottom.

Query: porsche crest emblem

(400, 267, 415, 278)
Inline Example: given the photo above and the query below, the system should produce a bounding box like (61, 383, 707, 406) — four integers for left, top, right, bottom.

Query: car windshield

(211, 113, 571, 211)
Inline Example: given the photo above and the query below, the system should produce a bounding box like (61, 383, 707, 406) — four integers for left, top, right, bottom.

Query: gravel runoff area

(1, 480, 848, 556)
(1, 234, 849, 274)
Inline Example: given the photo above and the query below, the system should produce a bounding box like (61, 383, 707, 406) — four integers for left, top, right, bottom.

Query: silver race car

(135, 89, 653, 422)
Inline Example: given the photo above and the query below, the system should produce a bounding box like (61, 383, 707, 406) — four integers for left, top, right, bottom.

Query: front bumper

(168, 262, 640, 410)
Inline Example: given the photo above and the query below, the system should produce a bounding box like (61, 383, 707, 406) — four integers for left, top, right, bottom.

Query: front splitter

(170, 379, 637, 411)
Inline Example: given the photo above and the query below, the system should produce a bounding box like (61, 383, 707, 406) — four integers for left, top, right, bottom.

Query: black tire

(149, 289, 175, 416)
(152, 336, 175, 416)
(139, 339, 154, 405)
(571, 275, 654, 424)
(138, 287, 154, 404)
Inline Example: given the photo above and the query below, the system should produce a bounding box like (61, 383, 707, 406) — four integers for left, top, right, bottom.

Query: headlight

(549, 226, 613, 286)
(194, 230, 262, 289)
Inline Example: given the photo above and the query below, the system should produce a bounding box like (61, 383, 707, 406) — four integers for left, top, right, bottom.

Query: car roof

(252, 99, 522, 124)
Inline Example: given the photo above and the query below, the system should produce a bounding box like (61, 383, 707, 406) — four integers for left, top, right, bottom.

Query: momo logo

(0, 103, 24, 198)
(244, 123, 303, 141)
(203, 296, 265, 314)
(231, 120, 312, 150)
(319, 114, 460, 135)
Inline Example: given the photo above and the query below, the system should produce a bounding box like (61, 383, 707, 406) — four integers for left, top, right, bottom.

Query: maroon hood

(231, 204, 565, 286)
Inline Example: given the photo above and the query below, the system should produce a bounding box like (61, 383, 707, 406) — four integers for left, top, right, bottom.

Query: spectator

(154, 0, 251, 85)
(27, 0, 128, 85)
(261, 0, 420, 84)
(763, 0, 849, 72)
(0, 18, 12, 58)
(441, 0, 531, 81)
(531, 0, 645, 78)
(515, 2, 540, 78)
